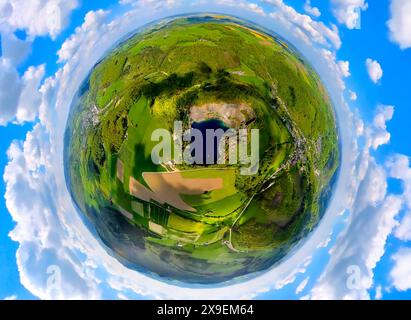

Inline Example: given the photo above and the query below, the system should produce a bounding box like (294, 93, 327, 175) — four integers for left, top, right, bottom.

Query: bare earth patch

(129, 172, 223, 212)
(190, 102, 255, 129)
(116, 158, 125, 183)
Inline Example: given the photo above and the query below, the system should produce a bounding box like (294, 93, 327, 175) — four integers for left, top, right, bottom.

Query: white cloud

(310, 106, 403, 300)
(366, 58, 383, 84)
(3, 295, 17, 300)
(311, 190, 402, 299)
(354, 114, 364, 137)
(4, 125, 101, 299)
(239, 2, 266, 16)
(0, 16, 43, 126)
(0, 59, 45, 126)
(317, 233, 332, 249)
(318, 50, 348, 90)
(304, 0, 321, 17)
(273, 256, 312, 290)
(57, 10, 110, 63)
(386, 154, 411, 242)
(395, 213, 411, 241)
(0, 0, 78, 39)
(120, 0, 179, 9)
(369, 105, 394, 150)
(373, 105, 393, 131)
(374, 285, 383, 299)
(0, 32, 32, 66)
(16, 65, 46, 123)
(390, 247, 411, 291)
(331, 0, 368, 29)
(349, 90, 357, 101)
(296, 277, 310, 294)
(0, 58, 22, 125)
(386, 154, 411, 208)
(213, 0, 266, 16)
(338, 60, 351, 78)
(264, 0, 341, 49)
(387, 0, 411, 50)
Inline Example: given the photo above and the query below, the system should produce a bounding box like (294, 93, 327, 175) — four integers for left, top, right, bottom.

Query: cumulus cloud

(390, 247, 411, 291)
(0, 59, 45, 126)
(387, 154, 411, 208)
(338, 60, 351, 78)
(16, 65, 46, 122)
(120, 0, 179, 9)
(215, 0, 266, 16)
(366, 58, 383, 84)
(0, 11, 46, 126)
(374, 285, 383, 299)
(3, 295, 17, 300)
(304, 0, 321, 17)
(331, 0, 368, 29)
(349, 90, 357, 101)
(0, 58, 22, 125)
(296, 277, 310, 294)
(386, 154, 411, 241)
(264, 0, 341, 49)
(311, 187, 402, 299)
(387, 0, 411, 50)
(4, 125, 101, 299)
(0, 32, 32, 66)
(310, 106, 402, 300)
(370, 105, 393, 150)
(57, 9, 110, 63)
(237, 2, 266, 16)
(318, 50, 350, 90)
(395, 213, 411, 241)
(0, 0, 78, 39)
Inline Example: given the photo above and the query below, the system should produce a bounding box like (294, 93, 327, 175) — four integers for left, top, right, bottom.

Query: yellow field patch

(129, 172, 223, 212)
(149, 221, 166, 235)
(168, 213, 205, 233)
(117, 158, 124, 183)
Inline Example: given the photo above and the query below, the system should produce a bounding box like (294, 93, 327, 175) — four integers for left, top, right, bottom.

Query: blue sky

(1, 0, 411, 300)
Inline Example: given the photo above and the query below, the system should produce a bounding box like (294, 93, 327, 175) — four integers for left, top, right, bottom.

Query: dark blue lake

(191, 119, 229, 165)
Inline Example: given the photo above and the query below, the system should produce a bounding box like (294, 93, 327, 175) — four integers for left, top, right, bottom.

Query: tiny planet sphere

(64, 14, 340, 284)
